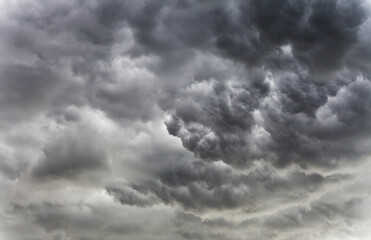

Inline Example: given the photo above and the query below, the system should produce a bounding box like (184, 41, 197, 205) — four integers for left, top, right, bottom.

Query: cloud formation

(0, 0, 371, 240)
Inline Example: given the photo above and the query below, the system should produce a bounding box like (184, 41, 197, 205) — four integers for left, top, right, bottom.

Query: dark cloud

(213, 0, 367, 80)
(0, 0, 371, 240)
(114, 0, 367, 79)
(166, 66, 371, 168)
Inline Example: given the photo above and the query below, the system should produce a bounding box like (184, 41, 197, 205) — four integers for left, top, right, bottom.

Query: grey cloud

(116, 0, 367, 79)
(168, 176, 371, 240)
(265, 198, 364, 230)
(261, 195, 370, 240)
(166, 66, 371, 168)
(0, 147, 29, 180)
(216, 0, 367, 78)
(10, 203, 134, 240)
(0, 64, 63, 125)
(173, 211, 240, 240)
(165, 78, 269, 166)
(0, 156, 27, 180)
(347, 17, 371, 74)
(124, 158, 351, 211)
(6, 197, 178, 240)
(106, 186, 158, 207)
(32, 125, 108, 180)
(2, 0, 159, 123)
(87, 64, 160, 121)
(0, 0, 371, 240)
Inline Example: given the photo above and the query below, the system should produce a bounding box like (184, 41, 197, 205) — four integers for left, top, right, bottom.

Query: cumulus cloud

(0, 0, 371, 240)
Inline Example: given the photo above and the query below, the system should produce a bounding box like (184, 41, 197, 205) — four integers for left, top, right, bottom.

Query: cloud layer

(1, 0, 371, 240)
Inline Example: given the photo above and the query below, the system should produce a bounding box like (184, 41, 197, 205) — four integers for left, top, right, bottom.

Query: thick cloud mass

(1, 0, 371, 240)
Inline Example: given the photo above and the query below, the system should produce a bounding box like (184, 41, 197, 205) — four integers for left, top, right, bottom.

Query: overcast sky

(1, 0, 371, 239)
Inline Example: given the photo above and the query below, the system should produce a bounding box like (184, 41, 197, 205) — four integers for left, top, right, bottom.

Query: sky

(1, 0, 371, 239)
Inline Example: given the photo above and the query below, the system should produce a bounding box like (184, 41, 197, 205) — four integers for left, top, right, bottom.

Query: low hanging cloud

(0, 0, 371, 240)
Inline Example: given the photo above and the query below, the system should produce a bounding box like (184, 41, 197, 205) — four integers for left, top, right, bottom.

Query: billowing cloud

(0, 0, 371, 240)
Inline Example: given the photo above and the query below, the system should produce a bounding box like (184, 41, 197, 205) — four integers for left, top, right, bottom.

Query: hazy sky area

(1, 0, 371, 239)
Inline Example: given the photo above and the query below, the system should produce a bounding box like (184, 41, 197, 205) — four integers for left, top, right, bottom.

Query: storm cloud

(1, 0, 371, 240)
